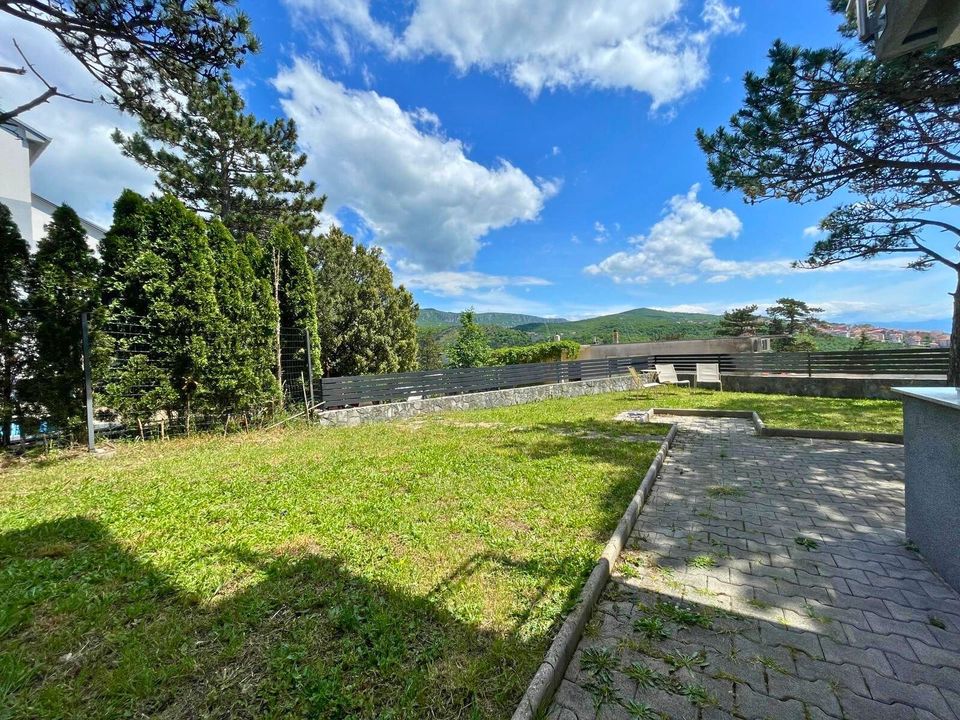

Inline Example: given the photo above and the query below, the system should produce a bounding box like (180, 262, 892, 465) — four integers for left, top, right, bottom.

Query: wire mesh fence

(85, 313, 317, 445)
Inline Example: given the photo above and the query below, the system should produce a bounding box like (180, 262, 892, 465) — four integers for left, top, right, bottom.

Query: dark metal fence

(318, 356, 652, 409)
(317, 348, 949, 410)
(82, 314, 316, 448)
(648, 348, 950, 376)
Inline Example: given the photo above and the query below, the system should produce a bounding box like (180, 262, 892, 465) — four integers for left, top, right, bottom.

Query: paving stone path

(548, 415, 960, 720)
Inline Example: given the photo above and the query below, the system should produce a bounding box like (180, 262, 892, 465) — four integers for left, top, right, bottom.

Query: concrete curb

(649, 407, 903, 445)
(510, 422, 678, 720)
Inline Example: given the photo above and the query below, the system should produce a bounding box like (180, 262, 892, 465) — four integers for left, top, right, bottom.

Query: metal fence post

(807, 352, 812, 378)
(304, 326, 316, 409)
(81, 312, 95, 452)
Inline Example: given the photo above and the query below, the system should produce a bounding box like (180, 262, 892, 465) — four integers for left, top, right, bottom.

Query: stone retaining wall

(315, 375, 634, 427)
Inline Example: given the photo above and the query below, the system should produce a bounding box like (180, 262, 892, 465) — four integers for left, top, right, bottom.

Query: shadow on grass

(0, 517, 569, 719)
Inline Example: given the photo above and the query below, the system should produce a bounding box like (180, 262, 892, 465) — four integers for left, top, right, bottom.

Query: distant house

(0, 118, 106, 248)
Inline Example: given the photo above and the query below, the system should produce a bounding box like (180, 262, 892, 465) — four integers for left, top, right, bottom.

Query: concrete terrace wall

(718, 373, 947, 400)
(579, 337, 761, 359)
(315, 375, 633, 427)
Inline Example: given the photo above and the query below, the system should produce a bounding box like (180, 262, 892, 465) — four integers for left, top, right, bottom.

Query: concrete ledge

(720, 373, 945, 400)
(648, 407, 903, 444)
(510, 423, 679, 720)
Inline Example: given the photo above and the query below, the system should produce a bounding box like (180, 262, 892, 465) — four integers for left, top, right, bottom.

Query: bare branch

(0, 38, 93, 123)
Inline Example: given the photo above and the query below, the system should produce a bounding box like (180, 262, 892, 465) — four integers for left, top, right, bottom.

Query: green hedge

(488, 340, 580, 366)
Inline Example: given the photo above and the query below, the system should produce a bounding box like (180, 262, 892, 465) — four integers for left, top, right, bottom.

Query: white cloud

(651, 303, 715, 314)
(803, 224, 824, 238)
(0, 16, 155, 229)
(584, 184, 747, 283)
(593, 220, 609, 244)
(286, 0, 742, 107)
(394, 263, 550, 296)
(584, 186, 914, 285)
(273, 59, 557, 269)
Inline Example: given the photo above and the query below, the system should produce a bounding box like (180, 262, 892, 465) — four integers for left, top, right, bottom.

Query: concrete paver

(547, 416, 960, 720)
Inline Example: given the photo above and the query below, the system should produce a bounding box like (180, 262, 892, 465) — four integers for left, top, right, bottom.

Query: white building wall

(0, 128, 36, 246)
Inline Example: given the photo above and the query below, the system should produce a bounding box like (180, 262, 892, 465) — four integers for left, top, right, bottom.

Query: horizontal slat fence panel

(651, 349, 949, 376)
(319, 355, 651, 408)
(317, 349, 948, 410)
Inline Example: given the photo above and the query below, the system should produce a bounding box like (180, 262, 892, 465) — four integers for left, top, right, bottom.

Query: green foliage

(0, 1, 257, 125)
(696, 18, 960, 380)
(101, 355, 177, 437)
(488, 340, 580, 366)
(448, 309, 491, 368)
(310, 227, 418, 377)
(24, 205, 99, 435)
(716, 304, 763, 337)
(114, 78, 325, 240)
(98, 189, 150, 315)
(766, 298, 823, 336)
(206, 220, 279, 413)
(266, 224, 320, 389)
(516, 307, 720, 345)
(774, 333, 818, 353)
(416, 328, 445, 371)
(0, 203, 29, 445)
(138, 196, 222, 427)
(481, 325, 532, 348)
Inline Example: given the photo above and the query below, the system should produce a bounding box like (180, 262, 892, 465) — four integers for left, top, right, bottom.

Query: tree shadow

(0, 517, 575, 719)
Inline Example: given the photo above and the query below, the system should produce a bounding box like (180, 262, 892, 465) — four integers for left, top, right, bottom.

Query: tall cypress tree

(206, 221, 279, 415)
(0, 203, 30, 445)
(135, 195, 222, 431)
(25, 205, 99, 435)
(265, 224, 319, 395)
(311, 227, 418, 377)
(98, 189, 150, 315)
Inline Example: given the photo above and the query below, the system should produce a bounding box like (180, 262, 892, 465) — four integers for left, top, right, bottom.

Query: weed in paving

(706, 485, 744, 498)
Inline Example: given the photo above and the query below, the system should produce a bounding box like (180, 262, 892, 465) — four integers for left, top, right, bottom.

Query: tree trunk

(950, 271, 960, 386)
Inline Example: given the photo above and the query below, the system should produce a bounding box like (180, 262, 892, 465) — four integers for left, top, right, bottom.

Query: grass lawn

(0, 400, 668, 719)
(0, 388, 902, 719)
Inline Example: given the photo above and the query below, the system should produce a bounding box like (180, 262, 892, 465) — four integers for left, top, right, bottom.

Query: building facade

(0, 119, 105, 248)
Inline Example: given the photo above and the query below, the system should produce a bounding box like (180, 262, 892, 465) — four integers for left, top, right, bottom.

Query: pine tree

(310, 227, 419, 377)
(25, 205, 98, 436)
(114, 79, 325, 240)
(206, 221, 279, 416)
(766, 299, 823, 336)
(697, 3, 960, 382)
(448, 309, 491, 368)
(0, 203, 29, 445)
(716, 305, 763, 337)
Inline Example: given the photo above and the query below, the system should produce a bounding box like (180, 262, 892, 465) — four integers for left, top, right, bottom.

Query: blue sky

(1, 1, 956, 329)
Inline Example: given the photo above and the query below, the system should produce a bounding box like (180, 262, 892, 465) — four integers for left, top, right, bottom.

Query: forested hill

(416, 306, 723, 347)
(417, 308, 568, 328)
(516, 308, 721, 344)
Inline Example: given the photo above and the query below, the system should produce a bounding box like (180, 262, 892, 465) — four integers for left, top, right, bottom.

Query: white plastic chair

(695, 363, 723, 390)
(654, 364, 690, 387)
